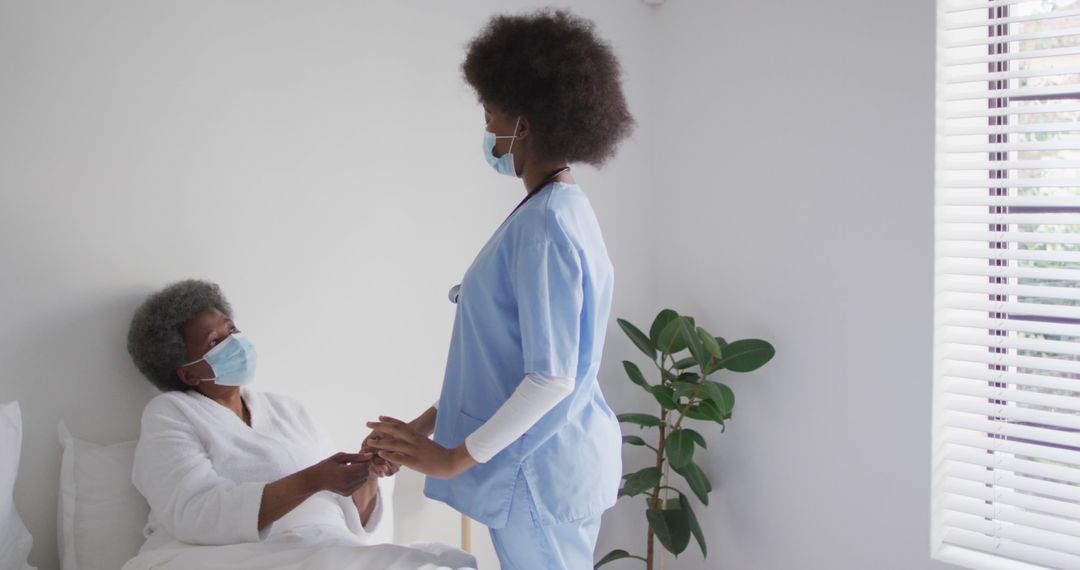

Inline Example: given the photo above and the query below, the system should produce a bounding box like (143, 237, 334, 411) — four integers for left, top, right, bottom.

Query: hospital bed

(0, 401, 476, 570)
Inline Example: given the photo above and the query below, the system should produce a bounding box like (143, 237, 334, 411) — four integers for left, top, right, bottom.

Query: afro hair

(127, 279, 233, 392)
(463, 9, 635, 167)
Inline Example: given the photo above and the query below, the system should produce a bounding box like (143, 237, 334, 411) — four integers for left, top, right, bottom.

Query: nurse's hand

(365, 417, 477, 479)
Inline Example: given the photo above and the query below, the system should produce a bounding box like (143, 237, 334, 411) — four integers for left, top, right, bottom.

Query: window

(934, 1, 1080, 569)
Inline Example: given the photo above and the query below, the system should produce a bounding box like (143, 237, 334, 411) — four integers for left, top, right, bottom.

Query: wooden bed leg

(461, 514, 472, 553)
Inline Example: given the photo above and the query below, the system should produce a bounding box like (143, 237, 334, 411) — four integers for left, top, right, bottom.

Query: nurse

(365, 9, 635, 569)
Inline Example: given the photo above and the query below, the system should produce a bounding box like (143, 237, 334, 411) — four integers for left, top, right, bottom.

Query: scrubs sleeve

(511, 214, 584, 379)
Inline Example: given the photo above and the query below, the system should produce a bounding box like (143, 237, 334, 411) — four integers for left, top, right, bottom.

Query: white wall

(0, 2, 656, 569)
(1, 1, 960, 569)
(597, 0, 956, 568)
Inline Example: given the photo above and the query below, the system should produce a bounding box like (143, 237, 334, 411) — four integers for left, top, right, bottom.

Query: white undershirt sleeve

(463, 372, 574, 464)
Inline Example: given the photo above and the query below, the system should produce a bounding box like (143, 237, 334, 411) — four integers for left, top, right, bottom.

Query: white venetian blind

(934, 1, 1080, 569)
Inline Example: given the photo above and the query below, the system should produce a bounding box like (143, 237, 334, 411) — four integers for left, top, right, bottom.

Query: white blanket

(121, 527, 476, 570)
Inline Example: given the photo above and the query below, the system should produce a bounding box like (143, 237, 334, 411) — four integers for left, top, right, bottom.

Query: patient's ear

(176, 366, 203, 388)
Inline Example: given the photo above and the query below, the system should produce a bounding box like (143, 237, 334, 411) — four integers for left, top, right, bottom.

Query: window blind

(935, 1, 1080, 569)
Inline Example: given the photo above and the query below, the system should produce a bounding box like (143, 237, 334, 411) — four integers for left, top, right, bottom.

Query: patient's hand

(308, 452, 373, 496)
(371, 455, 400, 478)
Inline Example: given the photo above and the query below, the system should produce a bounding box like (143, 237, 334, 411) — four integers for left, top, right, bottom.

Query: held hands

(307, 452, 373, 496)
(365, 416, 477, 479)
(360, 431, 400, 478)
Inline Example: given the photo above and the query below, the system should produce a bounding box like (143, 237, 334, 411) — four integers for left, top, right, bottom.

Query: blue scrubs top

(424, 182, 622, 529)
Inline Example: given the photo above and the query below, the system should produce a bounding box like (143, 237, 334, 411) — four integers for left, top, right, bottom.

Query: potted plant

(596, 308, 775, 569)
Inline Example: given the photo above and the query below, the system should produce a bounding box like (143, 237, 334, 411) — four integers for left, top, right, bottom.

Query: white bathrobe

(124, 387, 475, 570)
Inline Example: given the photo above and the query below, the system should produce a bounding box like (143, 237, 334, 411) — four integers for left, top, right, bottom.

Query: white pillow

(57, 422, 148, 570)
(1, 401, 36, 570)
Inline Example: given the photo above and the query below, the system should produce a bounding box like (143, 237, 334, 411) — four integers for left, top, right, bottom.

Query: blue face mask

(483, 117, 521, 177)
(184, 333, 258, 387)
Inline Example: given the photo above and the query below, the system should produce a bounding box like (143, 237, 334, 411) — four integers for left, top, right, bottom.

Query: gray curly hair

(127, 279, 233, 392)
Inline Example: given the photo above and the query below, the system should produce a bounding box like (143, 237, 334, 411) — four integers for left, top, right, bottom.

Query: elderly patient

(123, 279, 473, 570)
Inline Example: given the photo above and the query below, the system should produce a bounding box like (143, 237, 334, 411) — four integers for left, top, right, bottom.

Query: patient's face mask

(483, 116, 521, 177)
(184, 333, 257, 387)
